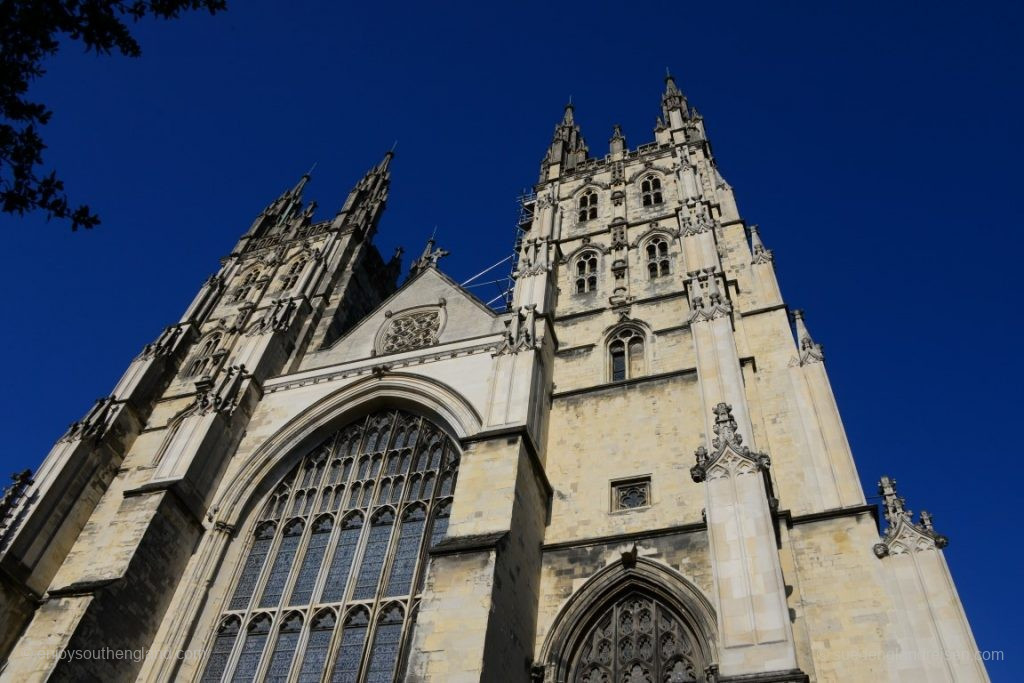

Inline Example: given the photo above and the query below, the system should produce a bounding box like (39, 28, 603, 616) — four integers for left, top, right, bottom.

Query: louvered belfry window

(201, 408, 460, 682)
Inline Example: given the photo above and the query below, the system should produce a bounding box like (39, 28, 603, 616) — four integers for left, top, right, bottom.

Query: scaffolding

(463, 190, 536, 311)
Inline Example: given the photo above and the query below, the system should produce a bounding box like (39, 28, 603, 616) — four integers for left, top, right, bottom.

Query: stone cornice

(552, 368, 697, 400)
(263, 336, 503, 394)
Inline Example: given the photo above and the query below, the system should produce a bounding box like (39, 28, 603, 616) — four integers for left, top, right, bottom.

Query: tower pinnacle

(541, 102, 588, 181)
(661, 71, 689, 128)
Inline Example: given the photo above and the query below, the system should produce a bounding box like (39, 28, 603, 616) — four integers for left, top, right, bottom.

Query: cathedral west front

(0, 76, 987, 682)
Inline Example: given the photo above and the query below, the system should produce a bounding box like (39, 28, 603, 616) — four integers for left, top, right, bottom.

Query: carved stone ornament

(791, 310, 824, 365)
(246, 298, 299, 336)
(686, 269, 732, 323)
(193, 364, 247, 416)
(61, 396, 120, 443)
(690, 403, 771, 482)
(873, 476, 948, 557)
(378, 309, 442, 354)
(495, 305, 538, 355)
(139, 324, 184, 360)
(749, 225, 774, 265)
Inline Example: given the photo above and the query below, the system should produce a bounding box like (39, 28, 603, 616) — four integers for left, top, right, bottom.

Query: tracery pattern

(379, 311, 441, 354)
(571, 593, 700, 683)
(200, 408, 459, 682)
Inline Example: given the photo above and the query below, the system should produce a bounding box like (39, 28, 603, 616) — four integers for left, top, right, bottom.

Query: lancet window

(609, 327, 646, 382)
(574, 251, 599, 294)
(281, 258, 307, 291)
(235, 269, 262, 302)
(640, 175, 663, 207)
(184, 333, 222, 378)
(646, 237, 671, 279)
(200, 408, 460, 682)
(578, 189, 598, 222)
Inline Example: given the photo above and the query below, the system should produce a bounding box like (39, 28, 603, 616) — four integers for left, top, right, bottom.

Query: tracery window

(641, 175, 663, 207)
(574, 251, 599, 294)
(646, 237, 671, 279)
(378, 310, 442, 354)
(200, 408, 460, 682)
(281, 258, 307, 291)
(235, 270, 262, 302)
(609, 327, 645, 382)
(185, 333, 223, 378)
(578, 189, 598, 222)
(570, 593, 701, 683)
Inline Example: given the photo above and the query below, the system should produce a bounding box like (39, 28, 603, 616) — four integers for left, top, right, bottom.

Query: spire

(791, 309, 824, 364)
(661, 70, 689, 127)
(332, 150, 393, 239)
(541, 101, 588, 181)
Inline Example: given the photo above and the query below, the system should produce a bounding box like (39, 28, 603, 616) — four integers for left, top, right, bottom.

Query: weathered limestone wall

(545, 373, 705, 545)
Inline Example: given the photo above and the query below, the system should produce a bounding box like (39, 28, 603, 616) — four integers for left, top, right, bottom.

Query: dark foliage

(0, 1, 225, 230)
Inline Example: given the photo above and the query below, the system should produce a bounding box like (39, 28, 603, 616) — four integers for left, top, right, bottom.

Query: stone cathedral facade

(0, 77, 986, 682)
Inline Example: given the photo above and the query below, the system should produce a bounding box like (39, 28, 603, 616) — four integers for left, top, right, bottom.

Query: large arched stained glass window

(570, 593, 703, 683)
(200, 408, 460, 682)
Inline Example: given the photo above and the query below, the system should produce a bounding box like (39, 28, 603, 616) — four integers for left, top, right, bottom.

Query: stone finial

(692, 404, 771, 482)
(874, 475, 948, 557)
(408, 237, 449, 278)
(609, 124, 626, 156)
(662, 70, 688, 116)
(792, 309, 824, 365)
(750, 225, 773, 264)
(711, 402, 742, 450)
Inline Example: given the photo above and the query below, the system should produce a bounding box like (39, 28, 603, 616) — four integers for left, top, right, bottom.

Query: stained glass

(384, 509, 426, 596)
(258, 521, 303, 608)
(365, 608, 403, 683)
(321, 516, 362, 603)
(264, 614, 302, 683)
(430, 505, 451, 550)
(229, 524, 275, 610)
(232, 614, 271, 683)
(330, 612, 369, 683)
(207, 408, 462, 682)
(200, 617, 239, 683)
(352, 512, 394, 599)
(296, 611, 335, 683)
(289, 517, 332, 606)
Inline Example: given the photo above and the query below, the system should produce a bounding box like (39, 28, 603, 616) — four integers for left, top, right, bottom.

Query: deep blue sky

(3, 0, 1021, 676)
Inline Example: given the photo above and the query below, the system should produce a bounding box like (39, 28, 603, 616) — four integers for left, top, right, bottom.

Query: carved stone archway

(537, 557, 718, 683)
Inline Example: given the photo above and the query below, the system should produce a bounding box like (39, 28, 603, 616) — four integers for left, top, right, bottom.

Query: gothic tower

(0, 78, 986, 682)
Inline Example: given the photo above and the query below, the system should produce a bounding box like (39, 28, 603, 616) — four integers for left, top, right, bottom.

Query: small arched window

(234, 269, 262, 302)
(646, 237, 671, 279)
(609, 327, 645, 382)
(574, 251, 599, 294)
(577, 189, 598, 222)
(641, 175, 663, 207)
(281, 258, 307, 291)
(184, 333, 222, 378)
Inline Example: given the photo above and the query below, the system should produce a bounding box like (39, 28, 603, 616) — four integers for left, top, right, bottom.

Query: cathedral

(0, 76, 987, 682)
